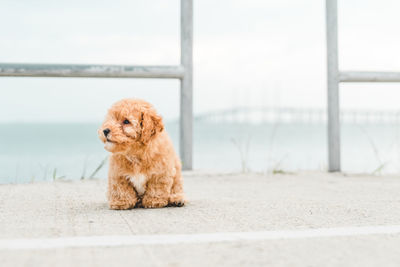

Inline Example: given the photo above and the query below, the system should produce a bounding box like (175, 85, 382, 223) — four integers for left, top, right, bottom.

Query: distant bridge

(194, 107, 400, 124)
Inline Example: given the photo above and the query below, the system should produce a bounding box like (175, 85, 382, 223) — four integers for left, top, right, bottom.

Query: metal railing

(0, 0, 193, 170)
(326, 0, 400, 172)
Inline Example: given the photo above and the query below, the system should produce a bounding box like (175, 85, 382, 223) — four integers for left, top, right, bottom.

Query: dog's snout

(103, 128, 111, 137)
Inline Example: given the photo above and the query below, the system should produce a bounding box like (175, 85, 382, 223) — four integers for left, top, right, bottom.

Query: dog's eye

(123, 119, 130, 125)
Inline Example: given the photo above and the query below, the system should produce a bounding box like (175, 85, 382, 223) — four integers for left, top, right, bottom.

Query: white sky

(1, 0, 400, 122)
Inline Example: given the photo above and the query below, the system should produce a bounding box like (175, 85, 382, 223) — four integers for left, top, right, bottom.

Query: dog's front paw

(168, 194, 185, 207)
(109, 200, 136, 210)
(142, 196, 168, 208)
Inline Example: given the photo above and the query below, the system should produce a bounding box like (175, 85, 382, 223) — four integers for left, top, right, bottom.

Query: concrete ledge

(1, 172, 400, 266)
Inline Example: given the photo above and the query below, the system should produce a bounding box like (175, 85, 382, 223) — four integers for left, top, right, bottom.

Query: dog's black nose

(103, 128, 110, 137)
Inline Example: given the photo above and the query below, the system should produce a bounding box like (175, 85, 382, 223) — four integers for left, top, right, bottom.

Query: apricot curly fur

(99, 99, 185, 209)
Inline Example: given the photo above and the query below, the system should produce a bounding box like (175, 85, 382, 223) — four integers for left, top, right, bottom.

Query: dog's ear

(140, 109, 164, 144)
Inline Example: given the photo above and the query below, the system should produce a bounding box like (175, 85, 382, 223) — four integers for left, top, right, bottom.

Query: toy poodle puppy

(98, 98, 185, 210)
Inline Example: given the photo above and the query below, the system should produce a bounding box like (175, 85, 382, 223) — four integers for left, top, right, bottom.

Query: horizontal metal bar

(340, 71, 400, 83)
(0, 63, 184, 79)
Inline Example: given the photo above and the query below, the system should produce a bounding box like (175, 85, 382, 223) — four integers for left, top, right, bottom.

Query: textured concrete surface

(1, 171, 400, 266)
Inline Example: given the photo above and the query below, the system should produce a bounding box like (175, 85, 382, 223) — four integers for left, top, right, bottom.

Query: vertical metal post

(180, 0, 193, 170)
(326, 0, 341, 172)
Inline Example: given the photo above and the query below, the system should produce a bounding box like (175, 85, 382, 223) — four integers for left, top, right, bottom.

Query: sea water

(1, 121, 400, 183)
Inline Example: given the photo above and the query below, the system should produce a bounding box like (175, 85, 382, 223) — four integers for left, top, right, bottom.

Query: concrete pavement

(1, 171, 400, 266)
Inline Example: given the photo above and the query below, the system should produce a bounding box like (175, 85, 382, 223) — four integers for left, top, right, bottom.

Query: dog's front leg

(142, 175, 173, 208)
(108, 175, 138, 210)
